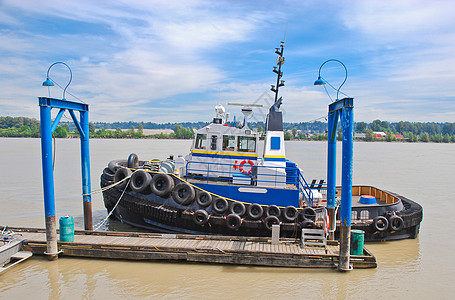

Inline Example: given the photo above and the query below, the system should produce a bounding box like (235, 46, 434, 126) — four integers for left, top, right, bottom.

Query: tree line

(1, 116, 455, 143)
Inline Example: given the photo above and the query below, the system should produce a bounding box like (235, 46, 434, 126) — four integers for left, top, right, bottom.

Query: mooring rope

(82, 175, 132, 196)
(93, 178, 131, 231)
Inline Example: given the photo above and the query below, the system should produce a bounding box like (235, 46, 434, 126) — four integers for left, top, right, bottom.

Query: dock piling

(39, 103, 58, 260)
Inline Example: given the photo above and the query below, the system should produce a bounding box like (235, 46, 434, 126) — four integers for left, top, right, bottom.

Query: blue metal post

(39, 103, 59, 260)
(326, 109, 338, 239)
(80, 110, 93, 230)
(339, 98, 354, 271)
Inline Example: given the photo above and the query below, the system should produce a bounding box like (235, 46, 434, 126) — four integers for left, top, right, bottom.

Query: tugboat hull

(101, 165, 423, 241)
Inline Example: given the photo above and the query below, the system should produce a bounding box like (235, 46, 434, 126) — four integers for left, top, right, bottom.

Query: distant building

(373, 131, 387, 138)
(354, 133, 366, 139)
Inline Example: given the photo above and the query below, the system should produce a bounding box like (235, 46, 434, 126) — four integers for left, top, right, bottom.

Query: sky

(1, 0, 454, 124)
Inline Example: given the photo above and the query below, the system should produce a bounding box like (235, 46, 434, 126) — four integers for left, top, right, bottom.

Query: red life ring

(324, 214, 330, 234)
(239, 159, 254, 174)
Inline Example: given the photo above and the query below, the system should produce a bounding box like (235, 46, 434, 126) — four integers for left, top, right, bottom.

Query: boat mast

(270, 41, 285, 103)
(266, 42, 285, 132)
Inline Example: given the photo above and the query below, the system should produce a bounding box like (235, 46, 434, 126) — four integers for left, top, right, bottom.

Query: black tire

(108, 159, 126, 172)
(283, 206, 299, 222)
(127, 153, 139, 168)
(196, 190, 212, 207)
(247, 204, 263, 220)
(171, 182, 195, 205)
(301, 219, 315, 229)
(212, 197, 229, 214)
(114, 167, 132, 189)
(150, 174, 174, 197)
(389, 215, 404, 231)
(230, 202, 246, 216)
(265, 205, 281, 218)
(103, 167, 115, 181)
(373, 216, 389, 232)
(130, 169, 152, 193)
(264, 216, 280, 231)
(302, 207, 316, 222)
(193, 209, 209, 226)
(226, 214, 242, 230)
(297, 210, 306, 223)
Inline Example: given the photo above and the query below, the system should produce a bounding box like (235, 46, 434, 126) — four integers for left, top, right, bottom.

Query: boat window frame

(222, 135, 236, 151)
(195, 133, 207, 150)
(210, 135, 218, 151)
(237, 136, 256, 153)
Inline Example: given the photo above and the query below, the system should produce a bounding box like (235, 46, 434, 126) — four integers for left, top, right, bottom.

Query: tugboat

(100, 42, 422, 241)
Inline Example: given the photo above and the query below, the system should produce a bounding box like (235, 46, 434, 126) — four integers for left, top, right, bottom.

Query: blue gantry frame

(326, 97, 354, 227)
(39, 97, 92, 230)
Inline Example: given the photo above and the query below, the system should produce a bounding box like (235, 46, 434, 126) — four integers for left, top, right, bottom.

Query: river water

(0, 138, 453, 299)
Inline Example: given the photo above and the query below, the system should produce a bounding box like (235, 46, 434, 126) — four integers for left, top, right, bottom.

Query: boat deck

(10, 227, 376, 269)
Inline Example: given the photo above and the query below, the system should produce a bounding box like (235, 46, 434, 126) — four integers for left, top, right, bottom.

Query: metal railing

(185, 160, 315, 206)
(185, 160, 289, 186)
(297, 170, 314, 207)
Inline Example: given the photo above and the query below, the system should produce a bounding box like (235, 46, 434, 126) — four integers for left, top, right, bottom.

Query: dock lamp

(314, 59, 348, 102)
(42, 62, 73, 100)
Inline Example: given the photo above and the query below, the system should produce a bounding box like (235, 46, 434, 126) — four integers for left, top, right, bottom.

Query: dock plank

(12, 227, 376, 269)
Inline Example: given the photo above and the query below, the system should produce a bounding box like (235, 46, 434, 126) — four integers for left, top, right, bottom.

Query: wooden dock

(10, 227, 376, 269)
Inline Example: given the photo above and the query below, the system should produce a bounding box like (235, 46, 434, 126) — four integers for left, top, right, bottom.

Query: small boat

(1, 228, 32, 274)
(100, 42, 422, 241)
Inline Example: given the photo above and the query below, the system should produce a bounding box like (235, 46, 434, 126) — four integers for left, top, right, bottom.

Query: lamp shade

(42, 78, 55, 86)
(314, 76, 325, 86)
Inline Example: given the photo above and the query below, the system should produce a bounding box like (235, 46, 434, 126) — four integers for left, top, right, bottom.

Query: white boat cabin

(181, 104, 287, 188)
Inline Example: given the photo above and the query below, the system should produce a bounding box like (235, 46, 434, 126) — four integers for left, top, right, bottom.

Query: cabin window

(238, 136, 256, 152)
(222, 135, 235, 151)
(271, 136, 280, 150)
(195, 134, 207, 149)
(210, 135, 218, 150)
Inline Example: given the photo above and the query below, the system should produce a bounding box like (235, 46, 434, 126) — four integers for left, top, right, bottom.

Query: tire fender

(373, 216, 389, 232)
(225, 213, 242, 230)
(230, 202, 246, 216)
(264, 215, 280, 231)
(150, 174, 174, 198)
(171, 182, 195, 205)
(196, 190, 212, 207)
(212, 197, 229, 214)
(388, 215, 404, 231)
(283, 206, 299, 222)
(265, 205, 281, 218)
(114, 167, 132, 189)
(247, 204, 264, 220)
(302, 207, 316, 222)
(127, 153, 139, 168)
(130, 169, 152, 193)
(193, 209, 209, 226)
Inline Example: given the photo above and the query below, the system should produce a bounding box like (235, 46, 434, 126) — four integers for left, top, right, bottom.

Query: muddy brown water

(0, 138, 453, 299)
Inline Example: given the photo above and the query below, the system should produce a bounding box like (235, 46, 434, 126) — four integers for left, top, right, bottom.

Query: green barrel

(350, 229, 364, 255)
(59, 215, 74, 242)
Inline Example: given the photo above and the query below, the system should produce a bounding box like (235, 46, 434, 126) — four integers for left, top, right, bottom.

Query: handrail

(297, 169, 314, 207)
